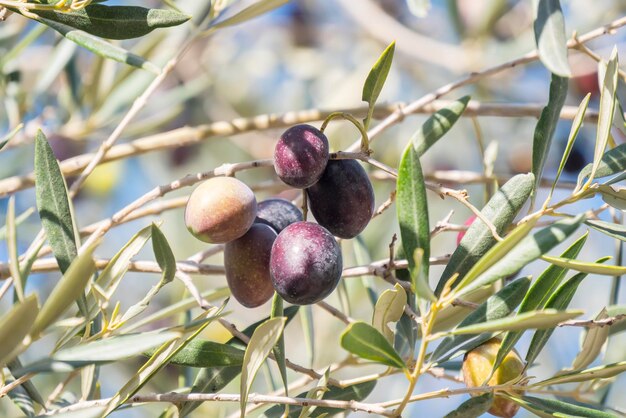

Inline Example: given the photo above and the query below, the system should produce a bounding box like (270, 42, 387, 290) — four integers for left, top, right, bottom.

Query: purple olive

(306, 159, 375, 239)
(224, 224, 277, 308)
(255, 198, 303, 233)
(184, 177, 257, 244)
(270, 222, 342, 305)
(274, 124, 329, 188)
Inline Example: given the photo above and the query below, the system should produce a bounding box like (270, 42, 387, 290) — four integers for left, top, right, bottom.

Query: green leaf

(525, 267, 595, 366)
(30, 244, 96, 337)
(117, 224, 176, 323)
(362, 41, 395, 130)
(270, 293, 289, 400)
(547, 93, 591, 203)
(607, 304, 626, 335)
(436, 173, 534, 295)
(455, 215, 584, 298)
(35, 129, 78, 274)
(443, 393, 494, 418)
(340, 321, 406, 369)
(531, 74, 568, 200)
(264, 381, 376, 418)
(511, 395, 614, 417)
(570, 308, 610, 371)
(5, 373, 35, 417)
(0, 295, 39, 366)
(541, 255, 626, 275)
(240, 317, 286, 417)
(6, 197, 25, 302)
(597, 184, 626, 210)
(588, 48, 619, 186)
(30, 5, 190, 40)
(533, 0, 571, 77)
(578, 143, 626, 185)
(15, 332, 181, 375)
(104, 306, 225, 415)
(37, 18, 159, 73)
(586, 219, 626, 242)
(447, 309, 582, 335)
(432, 278, 530, 363)
(372, 283, 407, 343)
(413, 96, 470, 157)
(397, 142, 434, 305)
(532, 361, 626, 387)
(298, 368, 330, 418)
(147, 339, 244, 368)
(212, 0, 290, 29)
(490, 233, 588, 374)
(0, 123, 23, 152)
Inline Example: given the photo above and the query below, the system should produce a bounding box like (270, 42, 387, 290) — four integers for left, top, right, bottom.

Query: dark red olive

(274, 124, 329, 188)
(255, 198, 303, 233)
(306, 160, 375, 239)
(270, 222, 342, 305)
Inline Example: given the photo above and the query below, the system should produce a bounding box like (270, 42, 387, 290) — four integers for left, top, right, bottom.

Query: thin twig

(558, 314, 626, 328)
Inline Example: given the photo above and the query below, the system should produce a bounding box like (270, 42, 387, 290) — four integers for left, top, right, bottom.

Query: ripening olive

(185, 176, 257, 244)
(462, 338, 526, 418)
(274, 124, 329, 188)
(224, 224, 277, 308)
(270, 222, 342, 305)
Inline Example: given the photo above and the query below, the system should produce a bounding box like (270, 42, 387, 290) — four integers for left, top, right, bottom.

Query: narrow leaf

(16, 332, 181, 374)
(586, 219, 626, 242)
(372, 283, 407, 343)
(7, 197, 25, 301)
(31, 5, 190, 40)
(436, 173, 534, 295)
(531, 74, 568, 199)
(547, 93, 590, 202)
(541, 255, 626, 275)
(532, 361, 626, 387)
(413, 96, 470, 157)
(35, 129, 78, 274)
(397, 142, 434, 304)
(362, 42, 395, 130)
(525, 267, 594, 366)
(38, 18, 159, 73)
(597, 184, 626, 210)
(588, 48, 619, 185)
(570, 308, 609, 371)
(270, 293, 289, 400)
(240, 317, 287, 417)
(490, 233, 588, 373)
(512, 395, 614, 417)
(578, 143, 626, 185)
(444, 393, 494, 418)
(30, 244, 97, 337)
(432, 277, 530, 362)
(455, 215, 584, 298)
(212, 0, 290, 29)
(447, 309, 583, 335)
(340, 321, 406, 369)
(0, 294, 39, 366)
(147, 340, 244, 368)
(533, 0, 571, 77)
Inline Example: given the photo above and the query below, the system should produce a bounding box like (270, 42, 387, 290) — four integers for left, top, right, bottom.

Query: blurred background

(0, 0, 625, 416)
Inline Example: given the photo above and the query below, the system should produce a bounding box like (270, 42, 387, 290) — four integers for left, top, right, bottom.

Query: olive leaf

(533, 0, 571, 77)
(372, 283, 407, 343)
(362, 41, 395, 131)
(413, 96, 470, 157)
(341, 321, 406, 369)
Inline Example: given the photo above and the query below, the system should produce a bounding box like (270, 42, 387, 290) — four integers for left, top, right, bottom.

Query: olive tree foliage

(0, 0, 625, 417)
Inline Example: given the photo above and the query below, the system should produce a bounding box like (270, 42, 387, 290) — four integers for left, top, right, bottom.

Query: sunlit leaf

(531, 74, 568, 200)
(511, 395, 614, 417)
(585, 219, 626, 242)
(533, 0, 571, 77)
(362, 41, 395, 130)
(578, 143, 626, 185)
(240, 317, 286, 418)
(436, 173, 534, 295)
(532, 361, 626, 386)
(0, 294, 39, 366)
(570, 308, 610, 371)
(444, 393, 494, 418)
(447, 309, 583, 335)
(212, 0, 290, 29)
(35, 129, 79, 274)
(340, 321, 406, 369)
(372, 283, 406, 343)
(413, 96, 470, 157)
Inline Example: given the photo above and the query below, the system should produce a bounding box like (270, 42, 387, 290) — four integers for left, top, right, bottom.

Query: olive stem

(321, 112, 372, 155)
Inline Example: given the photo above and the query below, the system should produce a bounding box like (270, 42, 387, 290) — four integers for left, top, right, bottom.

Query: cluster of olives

(184, 124, 375, 308)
